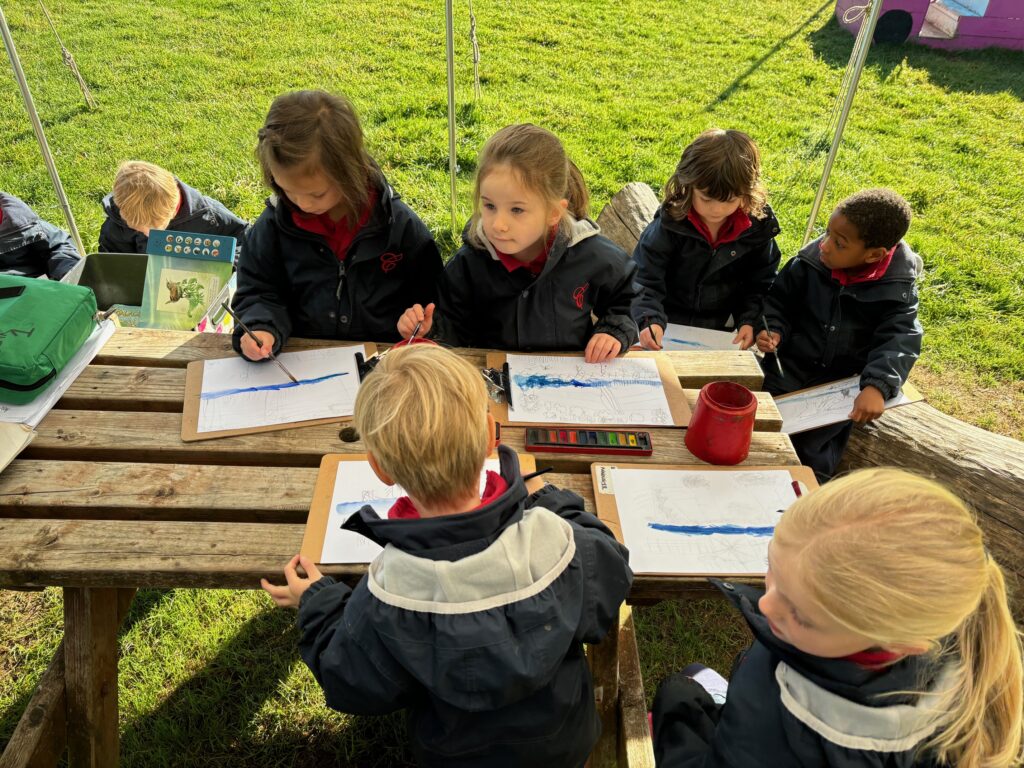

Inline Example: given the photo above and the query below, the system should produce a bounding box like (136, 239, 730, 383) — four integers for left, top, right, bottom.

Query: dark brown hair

(663, 129, 768, 221)
(256, 90, 378, 225)
(469, 124, 589, 245)
(836, 188, 912, 249)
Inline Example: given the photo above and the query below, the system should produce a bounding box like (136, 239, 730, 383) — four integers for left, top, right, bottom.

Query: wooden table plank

(0, 461, 594, 523)
(94, 330, 765, 389)
(0, 516, 732, 596)
(27, 411, 795, 470)
(57, 367, 783, 430)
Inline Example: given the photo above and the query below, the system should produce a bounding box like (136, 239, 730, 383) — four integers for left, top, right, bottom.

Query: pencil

(220, 302, 299, 384)
(761, 314, 784, 378)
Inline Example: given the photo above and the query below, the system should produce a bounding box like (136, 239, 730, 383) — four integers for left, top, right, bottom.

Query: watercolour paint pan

(485, 351, 692, 428)
(591, 463, 817, 577)
(180, 342, 377, 441)
(300, 452, 536, 565)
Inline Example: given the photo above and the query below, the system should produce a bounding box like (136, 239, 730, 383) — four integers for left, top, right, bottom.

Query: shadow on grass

(808, 16, 1024, 99)
(709, 0, 835, 110)
(10, 104, 91, 144)
(0, 588, 171, 752)
(119, 606, 414, 767)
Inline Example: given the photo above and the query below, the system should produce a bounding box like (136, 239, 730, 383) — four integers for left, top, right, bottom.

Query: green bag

(0, 275, 97, 405)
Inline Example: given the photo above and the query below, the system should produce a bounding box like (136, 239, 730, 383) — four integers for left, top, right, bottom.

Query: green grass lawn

(2, 0, 1022, 762)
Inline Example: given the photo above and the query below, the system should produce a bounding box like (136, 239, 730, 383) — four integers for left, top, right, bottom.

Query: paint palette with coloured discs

(139, 230, 236, 330)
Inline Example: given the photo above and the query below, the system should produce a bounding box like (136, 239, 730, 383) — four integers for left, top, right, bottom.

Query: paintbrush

(761, 314, 784, 378)
(409, 319, 423, 342)
(220, 302, 299, 384)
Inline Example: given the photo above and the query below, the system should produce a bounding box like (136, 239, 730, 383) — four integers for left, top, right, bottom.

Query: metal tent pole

(802, 0, 884, 245)
(0, 3, 87, 256)
(444, 0, 458, 233)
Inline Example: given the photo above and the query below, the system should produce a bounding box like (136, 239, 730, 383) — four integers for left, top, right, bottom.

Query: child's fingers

(298, 555, 323, 582)
(639, 327, 662, 351)
(420, 303, 434, 335)
(650, 324, 663, 347)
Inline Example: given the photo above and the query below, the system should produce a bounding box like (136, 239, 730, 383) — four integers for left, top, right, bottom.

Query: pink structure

(835, 0, 1024, 50)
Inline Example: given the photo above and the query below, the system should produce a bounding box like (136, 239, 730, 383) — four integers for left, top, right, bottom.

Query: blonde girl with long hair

(652, 468, 1023, 768)
(397, 123, 640, 362)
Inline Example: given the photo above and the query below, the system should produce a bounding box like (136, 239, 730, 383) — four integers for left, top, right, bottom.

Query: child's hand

(756, 330, 781, 354)
(733, 325, 755, 350)
(849, 385, 885, 424)
(240, 330, 276, 361)
(639, 324, 664, 351)
(397, 303, 434, 339)
(585, 333, 622, 363)
(260, 554, 323, 609)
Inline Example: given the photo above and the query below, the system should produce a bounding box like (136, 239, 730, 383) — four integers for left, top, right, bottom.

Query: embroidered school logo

(573, 282, 589, 310)
(380, 252, 404, 273)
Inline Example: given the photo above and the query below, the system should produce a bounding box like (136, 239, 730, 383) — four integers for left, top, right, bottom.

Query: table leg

(589, 603, 622, 768)
(63, 588, 121, 768)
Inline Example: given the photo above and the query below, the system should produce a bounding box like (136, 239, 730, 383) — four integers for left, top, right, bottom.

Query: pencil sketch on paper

(196, 345, 365, 433)
(319, 459, 501, 564)
(775, 376, 913, 435)
(505, 353, 673, 426)
(661, 323, 738, 351)
(611, 468, 796, 575)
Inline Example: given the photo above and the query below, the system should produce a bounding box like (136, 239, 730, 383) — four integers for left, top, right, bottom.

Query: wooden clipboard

(590, 463, 818, 577)
(301, 451, 537, 563)
(775, 377, 924, 435)
(485, 351, 692, 428)
(181, 342, 377, 442)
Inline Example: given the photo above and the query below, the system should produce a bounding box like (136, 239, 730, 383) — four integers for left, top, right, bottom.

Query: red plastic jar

(684, 381, 758, 465)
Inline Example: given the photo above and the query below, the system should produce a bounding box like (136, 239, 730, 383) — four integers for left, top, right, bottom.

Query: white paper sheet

(320, 459, 501, 564)
(775, 376, 912, 434)
(661, 323, 738, 351)
(610, 468, 796, 575)
(0, 320, 116, 429)
(505, 354, 673, 426)
(197, 345, 365, 433)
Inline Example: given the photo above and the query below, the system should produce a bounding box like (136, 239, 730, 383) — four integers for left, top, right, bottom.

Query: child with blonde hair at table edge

(232, 90, 441, 360)
(631, 128, 781, 351)
(652, 469, 1023, 768)
(262, 344, 633, 767)
(397, 123, 640, 363)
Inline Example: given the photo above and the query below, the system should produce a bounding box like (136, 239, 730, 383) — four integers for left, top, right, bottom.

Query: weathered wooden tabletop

(0, 328, 796, 768)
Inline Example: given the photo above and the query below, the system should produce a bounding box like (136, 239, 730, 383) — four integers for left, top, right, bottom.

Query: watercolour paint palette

(591, 463, 816, 576)
(300, 453, 536, 564)
(180, 343, 377, 441)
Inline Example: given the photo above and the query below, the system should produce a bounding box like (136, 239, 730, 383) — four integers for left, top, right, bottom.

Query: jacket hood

(342, 445, 589, 711)
(0, 192, 41, 234)
(799, 237, 924, 282)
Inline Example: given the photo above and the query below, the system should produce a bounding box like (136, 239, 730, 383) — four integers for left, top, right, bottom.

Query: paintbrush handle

(221, 302, 298, 382)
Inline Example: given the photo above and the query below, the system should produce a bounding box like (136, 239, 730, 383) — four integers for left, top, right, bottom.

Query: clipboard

(775, 376, 924, 435)
(181, 342, 377, 442)
(301, 452, 537, 563)
(484, 351, 692, 428)
(590, 462, 818, 577)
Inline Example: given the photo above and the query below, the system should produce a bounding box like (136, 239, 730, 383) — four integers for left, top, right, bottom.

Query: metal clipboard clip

(481, 363, 513, 408)
(355, 351, 385, 382)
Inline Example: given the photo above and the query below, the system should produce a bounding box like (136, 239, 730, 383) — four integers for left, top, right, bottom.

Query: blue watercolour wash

(201, 371, 348, 400)
(513, 374, 661, 390)
(335, 499, 393, 518)
(667, 338, 710, 349)
(648, 523, 776, 537)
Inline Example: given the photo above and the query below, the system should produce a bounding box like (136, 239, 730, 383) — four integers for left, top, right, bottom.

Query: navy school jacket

(231, 174, 442, 352)
(630, 205, 781, 332)
(430, 216, 641, 352)
(296, 445, 634, 768)
(653, 580, 951, 768)
(760, 237, 923, 400)
(98, 179, 248, 254)
(0, 192, 80, 280)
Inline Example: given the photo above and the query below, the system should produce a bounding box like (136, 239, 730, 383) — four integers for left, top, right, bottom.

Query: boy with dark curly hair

(756, 188, 922, 481)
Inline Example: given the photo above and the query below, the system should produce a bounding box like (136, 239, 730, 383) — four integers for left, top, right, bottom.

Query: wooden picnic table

(0, 328, 797, 768)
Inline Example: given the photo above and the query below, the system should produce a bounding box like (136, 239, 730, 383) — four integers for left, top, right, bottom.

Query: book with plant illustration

(140, 229, 236, 330)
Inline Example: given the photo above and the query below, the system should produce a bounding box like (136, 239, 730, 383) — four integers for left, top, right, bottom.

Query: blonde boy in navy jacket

(263, 345, 633, 768)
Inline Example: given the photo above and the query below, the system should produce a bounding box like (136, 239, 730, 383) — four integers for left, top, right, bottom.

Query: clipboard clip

(481, 363, 513, 408)
(355, 351, 384, 382)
